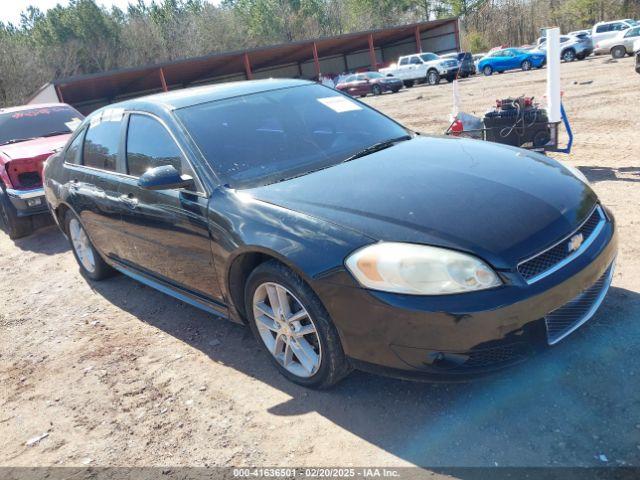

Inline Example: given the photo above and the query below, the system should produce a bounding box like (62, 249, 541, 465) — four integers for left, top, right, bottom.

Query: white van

(591, 19, 638, 46)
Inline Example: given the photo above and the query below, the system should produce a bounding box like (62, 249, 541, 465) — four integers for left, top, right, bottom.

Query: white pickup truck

(379, 52, 460, 87)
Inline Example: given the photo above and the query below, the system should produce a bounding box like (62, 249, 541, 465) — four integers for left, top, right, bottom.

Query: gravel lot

(1, 54, 639, 469)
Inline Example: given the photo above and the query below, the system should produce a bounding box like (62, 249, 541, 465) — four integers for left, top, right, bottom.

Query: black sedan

(44, 79, 617, 388)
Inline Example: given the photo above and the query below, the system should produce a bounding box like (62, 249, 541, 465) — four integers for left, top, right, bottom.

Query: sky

(0, 0, 150, 25)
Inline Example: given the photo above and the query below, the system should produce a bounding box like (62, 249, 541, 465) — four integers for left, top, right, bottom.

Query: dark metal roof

(36, 18, 458, 108)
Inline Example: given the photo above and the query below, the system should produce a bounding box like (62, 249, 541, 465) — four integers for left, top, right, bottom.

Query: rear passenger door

(66, 109, 128, 260)
(116, 112, 222, 301)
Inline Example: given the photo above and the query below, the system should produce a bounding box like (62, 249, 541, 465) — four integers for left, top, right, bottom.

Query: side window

(410, 56, 422, 64)
(64, 129, 85, 165)
(399, 57, 409, 65)
(83, 118, 121, 171)
(611, 23, 626, 31)
(355, 74, 366, 81)
(596, 24, 610, 33)
(126, 114, 193, 179)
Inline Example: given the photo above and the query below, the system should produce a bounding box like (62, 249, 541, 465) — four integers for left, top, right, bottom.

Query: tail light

(5, 155, 48, 190)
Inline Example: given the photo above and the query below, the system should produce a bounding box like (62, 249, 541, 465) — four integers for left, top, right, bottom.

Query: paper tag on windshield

(65, 118, 82, 131)
(317, 96, 362, 113)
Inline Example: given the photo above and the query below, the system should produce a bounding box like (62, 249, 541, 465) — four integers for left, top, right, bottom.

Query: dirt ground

(1, 55, 639, 469)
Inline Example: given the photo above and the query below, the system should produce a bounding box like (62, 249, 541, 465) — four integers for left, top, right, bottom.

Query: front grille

(464, 343, 529, 368)
(518, 206, 605, 283)
(544, 262, 614, 345)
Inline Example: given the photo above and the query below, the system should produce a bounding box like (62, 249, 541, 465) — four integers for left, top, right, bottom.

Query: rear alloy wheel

(521, 59, 532, 71)
(611, 46, 626, 59)
(372, 84, 382, 96)
(246, 260, 350, 388)
(562, 49, 576, 62)
(427, 70, 440, 86)
(483, 65, 493, 76)
(65, 210, 115, 280)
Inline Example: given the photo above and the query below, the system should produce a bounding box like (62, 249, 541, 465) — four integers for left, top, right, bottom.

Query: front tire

(64, 210, 115, 281)
(426, 70, 440, 85)
(521, 59, 532, 71)
(611, 46, 626, 59)
(562, 48, 576, 62)
(403, 80, 414, 88)
(245, 260, 351, 389)
(0, 189, 33, 240)
(483, 65, 493, 76)
(372, 84, 382, 96)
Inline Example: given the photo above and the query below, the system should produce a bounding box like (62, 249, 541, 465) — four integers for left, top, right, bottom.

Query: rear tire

(611, 46, 626, 59)
(64, 210, 115, 281)
(0, 189, 33, 240)
(245, 260, 351, 389)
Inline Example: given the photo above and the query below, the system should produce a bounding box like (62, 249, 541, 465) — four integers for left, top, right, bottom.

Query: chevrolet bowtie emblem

(567, 233, 584, 253)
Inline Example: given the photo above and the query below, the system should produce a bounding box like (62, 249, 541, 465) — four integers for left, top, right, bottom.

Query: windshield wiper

(342, 135, 412, 163)
(42, 130, 71, 137)
(0, 137, 38, 146)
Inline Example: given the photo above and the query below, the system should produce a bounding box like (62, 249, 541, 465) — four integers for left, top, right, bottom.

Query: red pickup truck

(0, 103, 83, 239)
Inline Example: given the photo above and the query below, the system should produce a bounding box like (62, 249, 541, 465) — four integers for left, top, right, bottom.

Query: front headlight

(345, 242, 502, 295)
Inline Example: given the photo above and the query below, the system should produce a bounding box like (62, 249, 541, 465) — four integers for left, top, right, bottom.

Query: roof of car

(111, 78, 314, 112)
(0, 103, 72, 115)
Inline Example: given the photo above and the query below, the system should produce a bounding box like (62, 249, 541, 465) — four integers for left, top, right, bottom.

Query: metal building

(28, 18, 460, 114)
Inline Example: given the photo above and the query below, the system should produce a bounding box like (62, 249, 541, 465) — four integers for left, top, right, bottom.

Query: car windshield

(0, 106, 82, 146)
(176, 84, 410, 189)
(420, 53, 439, 62)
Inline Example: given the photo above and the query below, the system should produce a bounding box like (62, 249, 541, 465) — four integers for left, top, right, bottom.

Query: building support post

(159, 68, 168, 92)
(368, 33, 377, 70)
(415, 25, 422, 53)
(55, 85, 65, 103)
(454, 19, 460, 51)
(243, 53, 253, 80)
(312, 42, 321, 79)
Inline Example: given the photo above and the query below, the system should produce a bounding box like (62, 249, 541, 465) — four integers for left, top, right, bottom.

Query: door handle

(120, 194, 138, 208)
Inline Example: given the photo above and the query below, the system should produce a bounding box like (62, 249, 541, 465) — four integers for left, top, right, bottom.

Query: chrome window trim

(518, 205, 606, 284)
(545, 260, 615, 345)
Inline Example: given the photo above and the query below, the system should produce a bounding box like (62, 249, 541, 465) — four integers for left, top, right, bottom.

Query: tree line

(1, 0, 638, 107)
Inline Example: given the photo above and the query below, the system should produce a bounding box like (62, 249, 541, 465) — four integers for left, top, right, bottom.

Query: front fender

(206, 188, 373, 317)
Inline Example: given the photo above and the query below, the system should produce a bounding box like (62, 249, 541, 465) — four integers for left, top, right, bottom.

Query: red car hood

(0, 134, 71, 190)
(0, 134, 71, 162)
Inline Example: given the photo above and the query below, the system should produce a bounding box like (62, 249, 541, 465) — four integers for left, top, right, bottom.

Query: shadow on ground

(86, 258, 640, 468)
(579, 165, 640, 184)
(3, 224, 70, 255)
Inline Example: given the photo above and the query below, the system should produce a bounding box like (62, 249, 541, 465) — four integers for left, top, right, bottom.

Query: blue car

(478, 48, 546, 76)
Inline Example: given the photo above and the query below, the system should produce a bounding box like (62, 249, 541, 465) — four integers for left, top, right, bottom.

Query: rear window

(83, 116, 122, 172)
(0, 106, 83, 146)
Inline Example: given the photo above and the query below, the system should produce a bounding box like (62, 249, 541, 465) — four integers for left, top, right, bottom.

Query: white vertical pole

(546, 27, 562, 122)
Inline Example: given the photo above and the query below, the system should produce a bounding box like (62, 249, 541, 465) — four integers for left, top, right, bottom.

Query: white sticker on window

(317, 96, 362, 113)
(65, 118, 82, 131)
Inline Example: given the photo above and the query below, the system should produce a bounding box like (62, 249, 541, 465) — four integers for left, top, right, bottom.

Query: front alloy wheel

(562, 49, 576, 62)
(483, 65, 493, 76)
(253, 282, 321, 378)
(427, 70, 440, 85)
(521, 60, 532, 71)
(245, 260, 350, 388)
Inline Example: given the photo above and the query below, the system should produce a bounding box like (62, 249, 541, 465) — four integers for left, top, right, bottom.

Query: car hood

(245, 136, 597, 269)
(0, 134, 71, 162)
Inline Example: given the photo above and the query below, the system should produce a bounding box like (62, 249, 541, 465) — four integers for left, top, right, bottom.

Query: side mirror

(137, 165, 195, 191)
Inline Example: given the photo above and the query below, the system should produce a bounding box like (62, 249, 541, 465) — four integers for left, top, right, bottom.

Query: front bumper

(381, 81, 402, 91)
(5, 187, 49, 217)
(440, 66, 460, 77)
(315, 210, 617, 379)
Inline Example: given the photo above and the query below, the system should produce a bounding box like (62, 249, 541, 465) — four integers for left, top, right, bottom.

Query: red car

(336, 72, 403, 97)
(0, 103, 83, 239)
